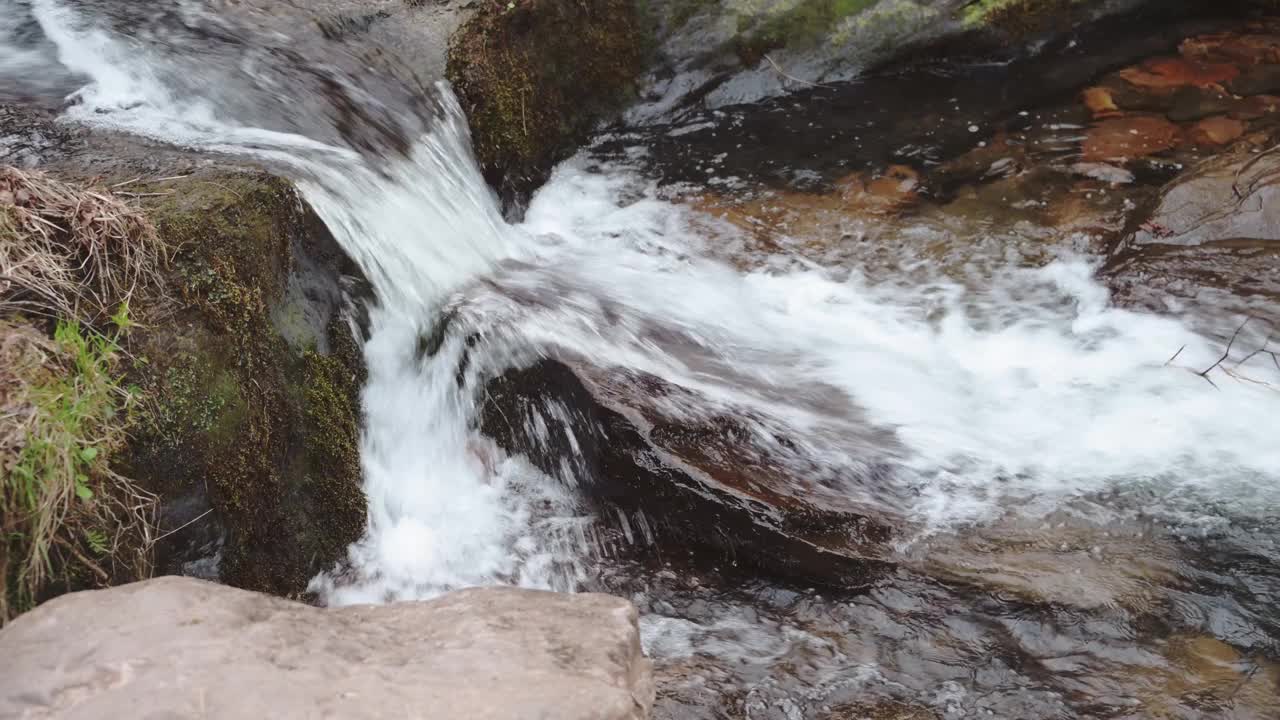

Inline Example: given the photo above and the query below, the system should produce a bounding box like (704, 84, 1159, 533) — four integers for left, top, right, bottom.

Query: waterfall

(6, 0, 1279, 612)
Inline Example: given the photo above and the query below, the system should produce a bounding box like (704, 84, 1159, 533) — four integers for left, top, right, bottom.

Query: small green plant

(1, 314, 155, 623)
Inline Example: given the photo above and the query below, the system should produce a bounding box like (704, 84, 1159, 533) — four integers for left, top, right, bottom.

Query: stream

(4, 1, 1279, 717)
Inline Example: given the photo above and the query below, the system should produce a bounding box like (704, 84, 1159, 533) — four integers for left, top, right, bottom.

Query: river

(4, 1, 1278, 717)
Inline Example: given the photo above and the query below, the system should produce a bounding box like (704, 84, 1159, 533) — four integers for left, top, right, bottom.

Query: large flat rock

(0, 577, 654, 720)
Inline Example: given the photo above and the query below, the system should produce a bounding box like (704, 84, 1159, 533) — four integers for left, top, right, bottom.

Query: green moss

(126, 174, 366, 599)
(447, 0, 650, 203)
(734, 0, 878, 64)
(961, 0, 1082, 35)
(2, 319, 152, 623)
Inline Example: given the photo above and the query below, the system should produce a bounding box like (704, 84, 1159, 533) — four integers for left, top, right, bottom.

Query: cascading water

(5, 1, 1280, 716)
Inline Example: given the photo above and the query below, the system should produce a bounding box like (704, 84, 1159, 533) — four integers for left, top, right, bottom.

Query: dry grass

(1, 166, 163, 623)
(1, 166, 166, 323)
(1, 320, 158, 622)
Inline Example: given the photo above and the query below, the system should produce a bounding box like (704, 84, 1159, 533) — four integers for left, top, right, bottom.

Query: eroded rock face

(124, 172, 369, 599)
(0, 576, 654, 720)
(480, 357, 899, 589)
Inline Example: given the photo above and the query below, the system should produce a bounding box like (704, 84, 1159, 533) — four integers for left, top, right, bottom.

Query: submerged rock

(1082, 115, 1183, 162)
(480, 356, 898, 589)
(0, 576, 654, 720)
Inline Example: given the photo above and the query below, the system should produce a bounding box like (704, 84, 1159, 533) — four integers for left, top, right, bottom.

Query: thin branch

(1196, 316, 1255, 388)
(55, 536, 111, 584)
(1233, 144, 1280, 200)
(763, 54, 827, 89)
(152, 508, 215, 544)
(1234, 330, 1278, 372)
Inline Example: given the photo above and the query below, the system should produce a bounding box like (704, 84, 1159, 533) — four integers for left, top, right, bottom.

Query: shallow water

(4, 2, 1279, 717)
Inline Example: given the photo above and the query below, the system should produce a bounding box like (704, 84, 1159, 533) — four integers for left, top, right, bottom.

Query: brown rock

(1105, 151, 1280, 323)
(907, 514, 1181, 612)
(1128, 151, 1280, 247)
(1167, 86, 1242, 122)
(683, 166, 922, 261)
(822, 700, 938, 719)
(1082, 86, 1121, 117)
(1189, 115, 1247, 145)
(863, 164, 920, 203)
(1233, 94, 1280, 119)
(480, 358, 900, 588)
(1082, 115, 1182, 162)
(1180, 32, 1280, 65)
(0, 578, 655, 720)
(1228, 63, 1280, 97)
(1118, 57, 1239, 90)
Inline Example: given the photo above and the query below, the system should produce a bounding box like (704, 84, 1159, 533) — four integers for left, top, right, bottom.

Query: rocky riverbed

(3, 1, 1279, 719)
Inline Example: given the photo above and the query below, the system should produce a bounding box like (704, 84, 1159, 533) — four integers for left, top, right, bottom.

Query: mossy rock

(447, 0, 650, 208)
(732, 0, 878, 66)
(124, 173, 367, 599)
(963, 0, 1080, 35)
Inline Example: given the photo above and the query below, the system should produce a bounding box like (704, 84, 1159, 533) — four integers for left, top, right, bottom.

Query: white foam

(10, 0, 1279, 610)
(511, 158, 1280, 529)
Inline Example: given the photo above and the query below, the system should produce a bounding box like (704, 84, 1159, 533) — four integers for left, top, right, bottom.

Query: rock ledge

(0, 577, 654, 720)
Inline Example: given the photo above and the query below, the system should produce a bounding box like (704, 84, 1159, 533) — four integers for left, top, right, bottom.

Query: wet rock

(1134, 634, 1280, 719)
(1082, 115, 1182, 162)
(1234, 93, 1280, 119)
(1082, 86, 1121, 118)
(1181, 29, 1280, 65)
(1117, 56, 1240, 91)
(1129, 150, 1280, 246)
(0, 577, 654, 720)
(863, 164, 922, 204)
(634, 0, 1216, 119)
(447, 0, 648, 211)
(1190, 115, 1248, 145)
(1070, 161, 1135, 184)
(307, 0, 476, 83)
(907, 512, 1182, 612)
(479, 357, 898, 589)
(124, 172, 368, 598)
(1228, 63, 1280, 96)
(1105, 148, 1280, 322)
(1167, 85, 1244, 122)
(820, 700, 937, 720)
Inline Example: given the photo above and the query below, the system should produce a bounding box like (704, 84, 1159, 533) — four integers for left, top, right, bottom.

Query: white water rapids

(6, 0, 1280, 612)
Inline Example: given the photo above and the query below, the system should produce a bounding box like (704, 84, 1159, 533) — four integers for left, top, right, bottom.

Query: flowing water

(4, 1, 1279, 717)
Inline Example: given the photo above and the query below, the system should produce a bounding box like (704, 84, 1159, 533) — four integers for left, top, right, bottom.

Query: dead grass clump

(0, 166, 165, 323)
(0, 165, 163, 623)
(0, 319, 157, 623)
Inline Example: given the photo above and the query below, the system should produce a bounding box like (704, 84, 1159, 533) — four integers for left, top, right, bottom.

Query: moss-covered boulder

(447, 0, 649, 208)
(125, 173, 366, 599)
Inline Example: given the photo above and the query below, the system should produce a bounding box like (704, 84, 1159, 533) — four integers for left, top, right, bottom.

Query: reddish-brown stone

(1189, 116, 1247, 146)
(1118, 57, 1239, 90)
(1082, 115, 1182, 162)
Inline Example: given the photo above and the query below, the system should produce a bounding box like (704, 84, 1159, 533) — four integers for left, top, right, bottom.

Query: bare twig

(763, 54, 827, 89)
(1234, 330, 1279, 373)
(152, 508, 214, 544)
(1195, 316, 1256, 388)
(1232, 144, 1280, 200)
